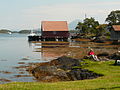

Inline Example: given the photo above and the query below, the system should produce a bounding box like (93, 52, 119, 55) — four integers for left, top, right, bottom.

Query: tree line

(0, 29, 41, 34)
(75, 10, 120, 37)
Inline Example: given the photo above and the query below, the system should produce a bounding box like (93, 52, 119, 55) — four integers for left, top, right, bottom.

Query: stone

(29, 56, 103, 82)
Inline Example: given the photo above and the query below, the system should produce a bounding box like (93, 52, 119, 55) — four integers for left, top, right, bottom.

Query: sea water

(0, 33, 43, 84)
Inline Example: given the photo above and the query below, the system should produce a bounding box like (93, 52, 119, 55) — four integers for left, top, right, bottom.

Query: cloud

(21, 1, 120, 28)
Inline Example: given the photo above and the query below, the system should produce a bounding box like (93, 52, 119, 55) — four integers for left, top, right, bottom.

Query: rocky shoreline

(1, 39, 119, 83)
(27, 56, 103, 82)
(27, 50, 120, 82)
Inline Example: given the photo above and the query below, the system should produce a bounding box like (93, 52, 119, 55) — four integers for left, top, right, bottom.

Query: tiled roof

(112, 25, 120, 31)
(41, 21, 68, 31)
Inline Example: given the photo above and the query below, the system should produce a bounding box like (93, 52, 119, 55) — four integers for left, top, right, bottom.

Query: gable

(112, 25, 120, 31)
(41, 21, 68, 31)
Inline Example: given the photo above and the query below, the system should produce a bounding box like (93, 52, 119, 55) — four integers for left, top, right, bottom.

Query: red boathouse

(41, 21, 69, 41)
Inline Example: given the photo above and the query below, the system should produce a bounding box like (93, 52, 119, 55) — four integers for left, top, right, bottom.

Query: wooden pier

(28, 36, 69, 41)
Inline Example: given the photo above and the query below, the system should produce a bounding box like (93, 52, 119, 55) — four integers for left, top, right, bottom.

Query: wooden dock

(28, 36, 69, 41)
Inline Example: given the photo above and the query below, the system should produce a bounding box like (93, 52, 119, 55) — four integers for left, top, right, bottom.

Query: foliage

(96, 24, 107, 36)
(75, 22, 84, 33)
(69, 30, 80, 33)
(11, 31, 19, 33)
(0, 29, 11, 33)
(83, 17, 99, 34)
(76, 17, 107, 36)
(19, 30, 31, 34)
(106, 10, 120, 25)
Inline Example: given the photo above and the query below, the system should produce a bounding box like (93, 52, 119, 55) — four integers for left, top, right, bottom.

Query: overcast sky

(0, 0, 120, 30)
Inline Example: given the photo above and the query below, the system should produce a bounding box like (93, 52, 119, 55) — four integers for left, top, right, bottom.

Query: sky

(0, 0, 120, 30)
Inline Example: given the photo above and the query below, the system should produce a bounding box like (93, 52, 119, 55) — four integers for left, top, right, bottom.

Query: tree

(75, 22, 87, 33)
(106, 10, 120, 25)
(83, 17, 99, 34)
(96, 24, 107, 36)
(0, 29, 11, 33)
(75, 17, 99, 35)
(19, 30, 31, 34)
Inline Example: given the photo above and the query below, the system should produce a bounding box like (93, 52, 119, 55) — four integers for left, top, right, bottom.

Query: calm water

(1, 33, 116, 84)
(0, 33, 44, 84)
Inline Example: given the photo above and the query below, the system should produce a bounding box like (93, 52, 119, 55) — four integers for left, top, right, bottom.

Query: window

(53, 31, 56, 35)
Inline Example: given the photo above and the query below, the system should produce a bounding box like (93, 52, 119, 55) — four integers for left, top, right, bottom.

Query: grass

(0, 60, 120, 90)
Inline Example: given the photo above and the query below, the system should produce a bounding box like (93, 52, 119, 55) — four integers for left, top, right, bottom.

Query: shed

(110, 25, 120, 40)
(41, 21, 69, 38)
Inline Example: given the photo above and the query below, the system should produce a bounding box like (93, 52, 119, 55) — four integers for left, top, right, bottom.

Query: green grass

(0, 60, 120, 90)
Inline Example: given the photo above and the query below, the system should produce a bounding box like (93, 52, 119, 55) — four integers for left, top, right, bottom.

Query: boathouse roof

(41, 21, 68, 31)
(112, 25, 120, 31)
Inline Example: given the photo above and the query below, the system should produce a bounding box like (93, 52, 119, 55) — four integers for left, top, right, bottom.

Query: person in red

(88, 49, 95, 56)
(88, 49, 99, 61)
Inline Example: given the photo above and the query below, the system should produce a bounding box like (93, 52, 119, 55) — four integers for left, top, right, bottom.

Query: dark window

(53, 31, 56, 35)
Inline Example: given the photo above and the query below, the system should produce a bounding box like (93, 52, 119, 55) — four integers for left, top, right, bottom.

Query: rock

(109, 52, 120, 60)
(0, 78, 11, 82)
(67, 69, 103, 80)
(97, 52, 109, 57)
(29, 56, 103, 82)
(96, 52, 112, 61)
(55, 56, 81, 70)
(32, 65, 70, 81)
(99, 57, 110, 61)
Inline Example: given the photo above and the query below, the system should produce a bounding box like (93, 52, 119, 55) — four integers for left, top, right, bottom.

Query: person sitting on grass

(88, 49, 99, 61)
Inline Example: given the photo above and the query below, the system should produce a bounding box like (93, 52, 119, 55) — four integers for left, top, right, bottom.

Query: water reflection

(29, 41, 70, 61)
(30, 40, 119, 61)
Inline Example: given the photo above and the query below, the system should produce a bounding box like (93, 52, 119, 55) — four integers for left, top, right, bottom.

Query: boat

(28, 30, 36, 36)
(8, 32, 12, 34)
(28, 30, 38, 41)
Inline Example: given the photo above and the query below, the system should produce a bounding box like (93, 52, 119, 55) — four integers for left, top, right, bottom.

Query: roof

(112, 25, 120, 31)
(41, 21, 68, 31)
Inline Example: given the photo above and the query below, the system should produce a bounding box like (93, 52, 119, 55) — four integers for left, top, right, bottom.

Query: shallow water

(0, 34, 119, 84)
(0, 33, 44, 84)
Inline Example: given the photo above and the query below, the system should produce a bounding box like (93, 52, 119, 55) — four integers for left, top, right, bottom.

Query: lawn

(0, 60, 120, 90)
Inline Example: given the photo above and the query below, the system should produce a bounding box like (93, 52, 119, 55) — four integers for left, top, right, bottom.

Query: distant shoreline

(0, 29, 41, 34)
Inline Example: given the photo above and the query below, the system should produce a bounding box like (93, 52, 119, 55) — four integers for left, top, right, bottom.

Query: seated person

(88, 49, 99, 61)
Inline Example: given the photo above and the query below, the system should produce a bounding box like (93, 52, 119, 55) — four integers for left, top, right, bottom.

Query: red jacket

(88, 51, 95, 55)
